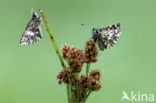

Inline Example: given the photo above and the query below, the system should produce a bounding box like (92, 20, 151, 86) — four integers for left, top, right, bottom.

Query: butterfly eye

(96, 30, 98, 34)
(32, 11, 38, 18)
(93, 28, 99, 34)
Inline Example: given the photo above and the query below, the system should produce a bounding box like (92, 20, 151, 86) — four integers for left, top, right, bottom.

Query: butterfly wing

(92, 23, 121, 50)
(20, 11, 42, 46)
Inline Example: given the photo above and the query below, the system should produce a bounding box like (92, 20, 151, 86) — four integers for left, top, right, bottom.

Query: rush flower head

(89, 69, 102, 91)
(79, 69, 102, 91)
(57, 68, 78, 85)
(62, 45, 84, 73)
(79, 75, 91, 90)
(62, 44, 70, 60)
(90, 69, 102, 81)
(84, 40, 98, 63)
(57, 69, 68, 85)
(90, 79, 102, 91)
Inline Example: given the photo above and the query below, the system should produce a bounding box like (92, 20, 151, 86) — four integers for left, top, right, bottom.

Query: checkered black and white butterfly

(20, 10, 42, 45)
(92, 23, 121, 50)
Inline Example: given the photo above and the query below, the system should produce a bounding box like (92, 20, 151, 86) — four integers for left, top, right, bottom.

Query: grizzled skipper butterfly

(20, 10, 42, 45)
(92, 23, 121, 50)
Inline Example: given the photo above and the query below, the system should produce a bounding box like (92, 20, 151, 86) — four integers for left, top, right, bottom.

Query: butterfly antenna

(37, 9, 41, 14)
(31, 8, 34, 14)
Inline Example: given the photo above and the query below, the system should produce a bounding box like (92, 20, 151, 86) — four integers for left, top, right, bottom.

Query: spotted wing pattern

(92, 23, 121, 50)
(20, 11, 42, 45)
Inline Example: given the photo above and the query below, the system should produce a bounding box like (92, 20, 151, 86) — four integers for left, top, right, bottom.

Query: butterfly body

(20, 11, 42, 45)
(92, 23, 121, 50)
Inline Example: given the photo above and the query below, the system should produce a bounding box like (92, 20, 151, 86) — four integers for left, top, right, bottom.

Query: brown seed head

(85, 40, 98, 63)
(90, 69, 102, 81)
(62, 44, 70, 60)
(57, 69, 78, 85)
(79, 75, 91, 90)
(62, 45, 84, 73)
(57, 69, 68, 85)
(90, 79, 102, 91)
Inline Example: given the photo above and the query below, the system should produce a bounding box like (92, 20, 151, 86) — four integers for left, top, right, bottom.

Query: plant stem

(67, 85, 71, 103)
(67, 73, 75, 102)
(76, 73, 80, 102)
(84, 90, 92, 103)
(39, 9, 66, 69)
(39, 9, 72, 103)
(86, 63, 90, 75)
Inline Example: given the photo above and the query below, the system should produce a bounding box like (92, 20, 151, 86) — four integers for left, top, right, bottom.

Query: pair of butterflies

(20, 10, 121, 51)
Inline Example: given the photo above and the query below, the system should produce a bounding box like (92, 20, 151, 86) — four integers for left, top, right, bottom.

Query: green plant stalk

(39, 9, 66, 69)
(67, 85, 71, 103)
(67, 73, 76, 102)
(39, 9, 73, 103)
(84, 90, 92, 103)
(68, 77, 75, 103)
(76, 73, 80, 102)
(86, 63, 90, 75)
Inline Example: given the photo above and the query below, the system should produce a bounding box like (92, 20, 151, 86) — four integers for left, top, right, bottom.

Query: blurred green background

(0, 0, 156, 103)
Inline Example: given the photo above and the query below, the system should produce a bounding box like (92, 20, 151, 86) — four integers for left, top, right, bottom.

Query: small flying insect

(81, 24, 86, 26)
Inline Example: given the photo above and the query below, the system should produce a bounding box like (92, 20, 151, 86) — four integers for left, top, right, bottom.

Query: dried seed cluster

(79, 69, 102, 101)
(57, 69, 68, 85)
(90, 69, 102, 81)
(84, 40, 98, 63)
(62, 44, 84, 73)
(57, 69, 78, 86)
(79, 70, 102, 91)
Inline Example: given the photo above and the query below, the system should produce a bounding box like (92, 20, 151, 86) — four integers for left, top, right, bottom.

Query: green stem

(67, 85, 71, 103)
(39, 9, 72, 103)
(39, 9, 66, 69)
(67, 73, 75, 102)
(84, 90, 92, 103)
(86, 63, 90, 75)
(76, 73, 80, 102)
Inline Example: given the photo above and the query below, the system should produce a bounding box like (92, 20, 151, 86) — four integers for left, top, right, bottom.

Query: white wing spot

(25, 31, 34, 36)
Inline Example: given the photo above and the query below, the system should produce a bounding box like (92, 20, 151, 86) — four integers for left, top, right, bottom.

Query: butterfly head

(92, 28, 101, 42)
(31, 11, 41, 25)
(31, 10, 38, 17)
